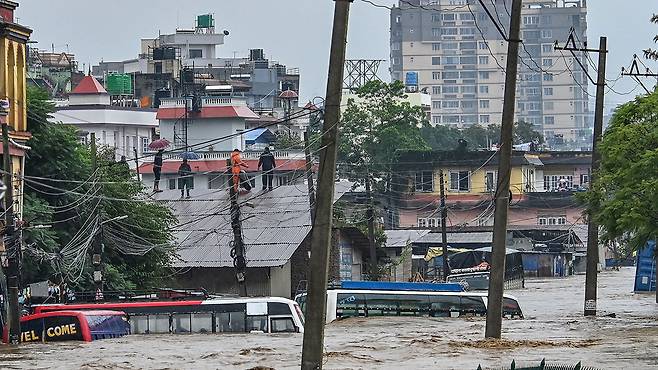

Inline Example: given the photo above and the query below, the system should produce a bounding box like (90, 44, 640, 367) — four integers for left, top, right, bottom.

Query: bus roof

(334, 281, 464, 292)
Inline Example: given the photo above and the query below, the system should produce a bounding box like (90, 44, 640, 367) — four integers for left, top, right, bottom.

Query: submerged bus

(33, 297, 304, 334)
(295, 281, 523, 323)
(4, 310, 130, 343)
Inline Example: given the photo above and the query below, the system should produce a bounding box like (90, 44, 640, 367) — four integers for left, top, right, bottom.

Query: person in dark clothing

(258, 147, 276, 191)
(178, 159, 193, 198)
(153, 149, 164, 192)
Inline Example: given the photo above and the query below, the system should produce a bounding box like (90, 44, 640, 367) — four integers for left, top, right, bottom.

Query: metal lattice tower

(343, 59, 384, 91)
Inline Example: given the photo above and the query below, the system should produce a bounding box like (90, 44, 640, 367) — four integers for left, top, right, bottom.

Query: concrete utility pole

(485, 0, 522, 339)
(229, 184, 248, 297)
(133, 147, 141, 181)
(584, 37, 607, 315)
(90, 133, 104, 299)
(365, 174, 376, 275)
(439, 170, 449, 281)
(303, 131, 316, 223)
(555, 35, 608, 315)
(2, 112, 20, 344)
(301, 1, 351, 368)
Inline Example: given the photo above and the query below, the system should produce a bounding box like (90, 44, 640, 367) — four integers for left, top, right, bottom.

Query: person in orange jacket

(230, 148, 250, 192)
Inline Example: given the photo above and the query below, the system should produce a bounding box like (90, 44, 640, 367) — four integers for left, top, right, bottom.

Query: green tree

(643, 14, 658, 60)
(273, 131, 303, 150)
(339, 80, 430, 189)
(23, 86, 176, 291)
(581, 91, 658, 253)
(514, 121, 544, 144)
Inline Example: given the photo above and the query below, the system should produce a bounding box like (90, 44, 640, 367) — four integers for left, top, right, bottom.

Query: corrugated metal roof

(384, 229, 430, 248)
(417, 231, 494, 245)
(152, 181, 352, 268)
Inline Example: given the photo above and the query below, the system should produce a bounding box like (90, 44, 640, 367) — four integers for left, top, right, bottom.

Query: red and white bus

(4, 310, 130, 343)
(33, 296, 304, 334)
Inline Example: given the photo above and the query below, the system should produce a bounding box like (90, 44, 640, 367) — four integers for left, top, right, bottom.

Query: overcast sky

(16, 0, 657, 110)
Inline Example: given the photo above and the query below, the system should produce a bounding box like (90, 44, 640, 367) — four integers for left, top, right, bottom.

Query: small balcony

(159, 96, 247, 108)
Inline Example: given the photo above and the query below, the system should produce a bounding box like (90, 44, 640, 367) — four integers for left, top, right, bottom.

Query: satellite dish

(223, 30, 230, 36)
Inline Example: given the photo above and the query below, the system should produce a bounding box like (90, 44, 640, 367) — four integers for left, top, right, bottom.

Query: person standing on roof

(178, 159, 193, 198)
(230, 148, 250, 192)
(153, 149, 164, 192)
(258, 147, 276, 191)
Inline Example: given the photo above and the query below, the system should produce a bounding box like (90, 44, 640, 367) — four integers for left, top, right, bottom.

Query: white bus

(295, 289, 523, 323)
(33, 296, 305, 334)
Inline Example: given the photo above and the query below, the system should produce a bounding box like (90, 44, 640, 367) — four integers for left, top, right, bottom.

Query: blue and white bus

(295, 281, 523, 323)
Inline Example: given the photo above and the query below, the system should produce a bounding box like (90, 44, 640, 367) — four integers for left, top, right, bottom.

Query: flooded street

(2, 267, 657, 369)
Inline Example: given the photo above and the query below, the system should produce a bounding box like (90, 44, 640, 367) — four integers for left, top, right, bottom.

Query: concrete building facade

(390, 0, 592, 149)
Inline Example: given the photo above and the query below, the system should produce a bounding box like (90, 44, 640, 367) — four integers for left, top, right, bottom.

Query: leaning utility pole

(485, 0, 522, 339)
(2, 114, 20, 344)
(555, 35, 607, 316)
(229, 184, 248, 297)
(301, 1, 351, 368)
(439, 170, 449, 281)
(303, 131, 316, 223)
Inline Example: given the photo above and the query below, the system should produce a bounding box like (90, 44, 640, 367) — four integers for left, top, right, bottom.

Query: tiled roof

(70, 76, 107, 95)
(150, 182, 352, 268)
(156, 106, 259, 120)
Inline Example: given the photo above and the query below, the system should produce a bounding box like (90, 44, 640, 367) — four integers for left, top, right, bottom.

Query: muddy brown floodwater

(1, 267, 657, 369)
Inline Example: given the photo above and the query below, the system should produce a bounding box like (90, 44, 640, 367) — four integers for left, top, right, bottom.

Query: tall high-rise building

(390, 0, 592, 149)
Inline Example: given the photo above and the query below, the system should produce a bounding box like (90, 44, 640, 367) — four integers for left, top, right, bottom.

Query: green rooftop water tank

(106, 74, 124, 95)
(197, 14, 214, 28)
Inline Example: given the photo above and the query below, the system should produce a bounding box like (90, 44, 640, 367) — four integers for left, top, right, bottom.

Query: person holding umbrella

(153, 149, 164, 192)
(178, 158, 193, 198)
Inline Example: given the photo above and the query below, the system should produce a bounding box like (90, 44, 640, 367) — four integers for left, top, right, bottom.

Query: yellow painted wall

(0, 38, 28, 132)
(429, 166, 526, 196)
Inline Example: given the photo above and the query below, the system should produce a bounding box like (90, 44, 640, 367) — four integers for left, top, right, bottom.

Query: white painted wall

(159, 117, 245, 152)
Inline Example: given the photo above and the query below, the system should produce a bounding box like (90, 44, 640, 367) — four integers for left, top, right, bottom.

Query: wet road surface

(1, 267, 657, 369)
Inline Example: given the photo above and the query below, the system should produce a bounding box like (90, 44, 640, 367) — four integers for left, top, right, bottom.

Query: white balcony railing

(162, 150, 305, 161)
(159, 97, 247, 108)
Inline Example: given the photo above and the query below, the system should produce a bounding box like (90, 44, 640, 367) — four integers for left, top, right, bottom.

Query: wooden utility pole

(439, 170, 449, 280)
(485, 0, 522, 339)
(229, 184, 247, 297)
(303, 131, 316, 223)
(584, 37, 607, 315)
(133, 147, 141, 181)
(301, 1, 351, 368)
(2, 119, 20, 344)
(556, 35, 608, 315)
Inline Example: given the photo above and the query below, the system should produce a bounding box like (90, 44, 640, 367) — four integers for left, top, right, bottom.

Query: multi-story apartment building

(390, 0, 592, 149)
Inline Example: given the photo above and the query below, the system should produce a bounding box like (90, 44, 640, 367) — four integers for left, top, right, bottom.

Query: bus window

(246, 315, 268, 332)
(130, 315, 148, 334)
(398, 295, 431, 316)
(190, 313, 212, 333)
(429, 295, 460, 317)
(86, 315, 130, 340)
(268, 302, 292, 316)
(460, 296, 487, 317)
(216, 311, 245, 333)
(173, 314, 191, 333)
(365, 294, 400, 316)
(336, 293, 366, 319)
(42, 316, 84, 342)
(149, 314, 171, 333)
(270, 317, 296, 333)
(502, 298, 523, 318)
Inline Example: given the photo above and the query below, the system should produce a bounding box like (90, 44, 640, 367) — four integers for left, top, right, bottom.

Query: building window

(480, 115, 490, 124)
(543, 175, 573, 191)
(141, 137, 150, 154)
(459, 28, 475, 35)
(443, 85, 459, 94)
(432, 101, 441, 109)
(479, 100, 490, 109)
(460, 70, 476, 79)
(478, 71, 490, 79)
(523, 16, 539, 25)
(461, 100, 475, 109)
(542, 58, 553, 67)
(391, 42, 401, 51)
(432, 71, 441, 80)
(432, 86, 441, 94)
(541, 15, 552, 25)
(441, 28, 458, 36)
(544, 116, 555, 125)
(189, 49, 203, 59)
(542, 44, 553, 53)
(443, 71, 459, 79)
(478, 41, 488, 49)
(478, 56, 489, 65)
(418, 217, 440, 228)
(461, 85, 476, 94)
(432, 115, 441, 124)
(543, 73, 554, 81)
(432, 57, 441, 65)
(580, 173, 589, 185)
(442, 13, 456, 21)
(443, 42, 458, 50)
(544, 87, 553, 96)
(431, 14, 441, 22)
(538, 216, 567, 226)
(432, 43, 441, 51)
(432, 28, 441, 37)
(479, 85, 489, 94)
(542, 29, 553, 39)
(444, 56, 459, 65)
(449, 171, 470, 192)
(442, 101, 459, 109)
(485, 171, 497, 192)
(415, 171, 434, 192)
